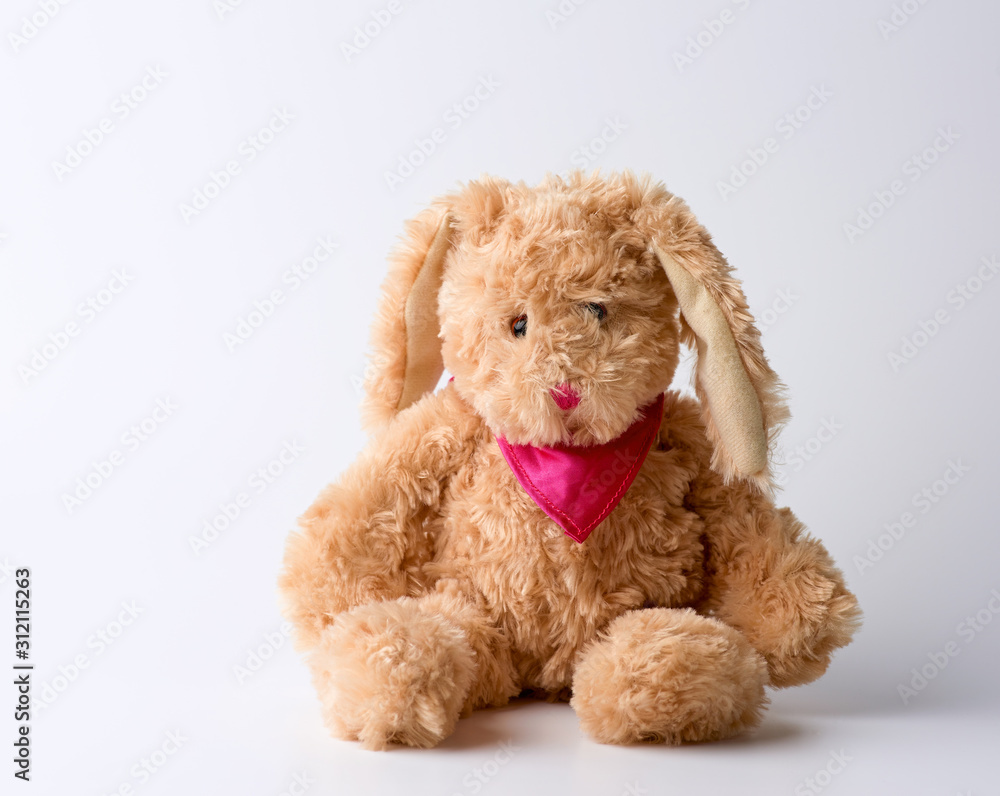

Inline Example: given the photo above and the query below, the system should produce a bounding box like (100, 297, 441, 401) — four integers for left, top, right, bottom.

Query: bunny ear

(361, 208, 454, 430)
(641, 215, 788, 491)
(361, 176, 511, 430)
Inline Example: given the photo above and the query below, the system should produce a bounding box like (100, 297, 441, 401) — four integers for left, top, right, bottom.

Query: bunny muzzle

(549, 383, 581, 411)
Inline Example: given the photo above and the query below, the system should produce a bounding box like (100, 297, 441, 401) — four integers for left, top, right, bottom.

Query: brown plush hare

(279, 171, 860, 749)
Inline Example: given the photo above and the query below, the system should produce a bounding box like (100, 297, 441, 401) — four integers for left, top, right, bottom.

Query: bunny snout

(550, 383, 581, 411)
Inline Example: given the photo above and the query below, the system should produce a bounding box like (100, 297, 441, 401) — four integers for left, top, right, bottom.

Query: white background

(2, 0, 999, 794)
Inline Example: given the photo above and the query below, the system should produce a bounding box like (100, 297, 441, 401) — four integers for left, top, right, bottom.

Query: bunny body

(280, 172, 859, 749)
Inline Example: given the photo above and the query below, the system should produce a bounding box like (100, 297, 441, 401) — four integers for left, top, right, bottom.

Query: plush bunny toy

(279, 171, 860, 749)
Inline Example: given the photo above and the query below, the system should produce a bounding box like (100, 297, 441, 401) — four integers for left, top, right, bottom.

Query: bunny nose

(550, 383, 580, 410)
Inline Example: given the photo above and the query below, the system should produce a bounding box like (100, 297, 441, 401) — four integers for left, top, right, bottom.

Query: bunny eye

(511, 314, 528, 338)
(586, 302, 607, 321)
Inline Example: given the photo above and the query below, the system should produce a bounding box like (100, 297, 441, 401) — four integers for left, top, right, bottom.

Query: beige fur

(279, 171, 860, 749)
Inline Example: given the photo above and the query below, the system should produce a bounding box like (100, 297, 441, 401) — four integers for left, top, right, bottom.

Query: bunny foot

(308, 597, 476, 749)
(571, 608, 768, 744)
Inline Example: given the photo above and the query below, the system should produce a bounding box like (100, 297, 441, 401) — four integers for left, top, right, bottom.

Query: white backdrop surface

(2, 1, 998, 794)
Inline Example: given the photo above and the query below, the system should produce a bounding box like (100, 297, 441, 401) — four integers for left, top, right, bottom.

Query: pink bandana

(496, 393, 665, 543)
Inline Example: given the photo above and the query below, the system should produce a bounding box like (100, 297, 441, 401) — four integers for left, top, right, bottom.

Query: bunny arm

(279, 383, 486, 650)
(660, 392, 861, 688)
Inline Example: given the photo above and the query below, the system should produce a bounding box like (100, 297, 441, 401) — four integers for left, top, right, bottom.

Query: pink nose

(550, 383, 580, 410)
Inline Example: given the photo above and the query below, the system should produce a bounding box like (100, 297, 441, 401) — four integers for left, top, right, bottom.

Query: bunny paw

(308, 598, 476, 749)
(571, 608, 768, 744)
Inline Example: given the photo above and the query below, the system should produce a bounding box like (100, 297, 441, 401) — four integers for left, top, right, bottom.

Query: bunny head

(363, 171, 788, 489)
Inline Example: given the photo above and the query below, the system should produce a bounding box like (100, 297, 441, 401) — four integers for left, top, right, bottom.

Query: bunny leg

(306, 584, 518, 750)
(279, 384, 485, 649)
(570, 608, 768, 744)
(703, 507, 862, 688)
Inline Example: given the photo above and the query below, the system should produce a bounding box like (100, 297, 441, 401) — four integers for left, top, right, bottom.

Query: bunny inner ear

(652, 243, 767, 477)
(397, 212, 453, 412)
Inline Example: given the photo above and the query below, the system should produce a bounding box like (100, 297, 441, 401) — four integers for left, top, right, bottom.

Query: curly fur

(279, 171, 860, 749)
(571, 608, 769, 744)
